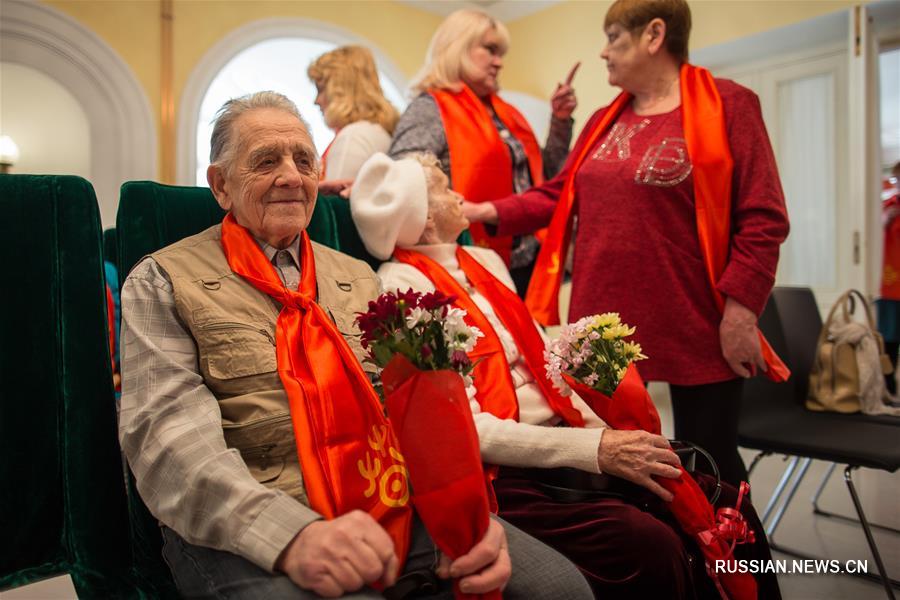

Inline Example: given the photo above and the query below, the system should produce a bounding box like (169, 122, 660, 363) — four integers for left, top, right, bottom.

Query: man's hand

(597, 429, 682, 501)
(550, 62, 580, 120)
(462, 200, 498, 225)
(720, 296, 766, 378)
(435, 518, 511, 594)
(275, 510, 399, 598)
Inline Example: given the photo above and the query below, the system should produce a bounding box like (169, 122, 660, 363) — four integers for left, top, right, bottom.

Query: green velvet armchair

(0, 175, 134, 597)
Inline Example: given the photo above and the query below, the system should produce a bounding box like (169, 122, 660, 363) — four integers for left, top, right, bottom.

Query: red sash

(106, 284, 118, 390)
(392, 247, 584, 426)
(431, 85, 543, 265)
(525, 64, 789, 382)
(220, 215, 412, 567)
(882, 191, 900, 299)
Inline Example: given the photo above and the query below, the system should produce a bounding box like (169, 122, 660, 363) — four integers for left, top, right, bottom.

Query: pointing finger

(564, 61, 581, 86)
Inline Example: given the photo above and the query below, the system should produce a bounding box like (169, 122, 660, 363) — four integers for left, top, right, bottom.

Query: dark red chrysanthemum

(419, 289, 456, 311)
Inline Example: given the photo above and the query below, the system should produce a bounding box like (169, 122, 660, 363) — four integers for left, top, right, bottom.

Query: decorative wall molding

(1, 0, 157, 227)
(177, 17, 408, 185)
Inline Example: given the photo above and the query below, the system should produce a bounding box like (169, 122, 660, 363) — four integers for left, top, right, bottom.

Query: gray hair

(209, 91, 308, 172)
(404, 151, 444, 190)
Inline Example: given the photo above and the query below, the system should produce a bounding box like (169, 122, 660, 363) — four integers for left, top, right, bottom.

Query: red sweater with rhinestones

(492, 79, 789, 385)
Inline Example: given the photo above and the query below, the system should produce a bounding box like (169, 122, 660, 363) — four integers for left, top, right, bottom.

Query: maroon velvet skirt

(494, 470, 781, 600)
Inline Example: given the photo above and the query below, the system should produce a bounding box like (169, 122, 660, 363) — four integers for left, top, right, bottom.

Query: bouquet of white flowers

(356, 289, 499, 600)
(356, 288, 483, 387)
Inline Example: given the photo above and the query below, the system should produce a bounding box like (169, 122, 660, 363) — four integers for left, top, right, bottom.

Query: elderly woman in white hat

(348, 152, 776, 600)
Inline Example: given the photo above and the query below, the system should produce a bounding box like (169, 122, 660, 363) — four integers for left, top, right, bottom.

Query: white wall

(0, 62, 91, 179)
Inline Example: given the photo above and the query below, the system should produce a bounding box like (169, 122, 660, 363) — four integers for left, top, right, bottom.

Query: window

(195, 37, 407, 186)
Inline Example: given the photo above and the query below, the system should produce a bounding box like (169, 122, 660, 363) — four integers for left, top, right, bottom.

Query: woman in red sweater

(465, 0, 790, 489)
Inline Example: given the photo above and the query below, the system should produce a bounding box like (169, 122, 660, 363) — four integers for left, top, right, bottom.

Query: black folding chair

(739, 286, 900, 598)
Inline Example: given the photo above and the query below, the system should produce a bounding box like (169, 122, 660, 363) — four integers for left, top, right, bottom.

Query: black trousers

(670, 378, 748, 489)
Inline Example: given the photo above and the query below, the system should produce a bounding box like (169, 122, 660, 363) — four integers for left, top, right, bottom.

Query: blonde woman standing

(389, 9, 578, 296)
(308, 45, 399, 181)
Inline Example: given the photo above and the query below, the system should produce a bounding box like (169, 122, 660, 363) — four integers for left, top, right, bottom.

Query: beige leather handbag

(807, 290, 893, 413)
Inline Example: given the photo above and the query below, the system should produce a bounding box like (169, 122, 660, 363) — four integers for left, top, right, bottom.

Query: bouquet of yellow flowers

(544, 312, 647, 397)
(546, 314, 758, 600)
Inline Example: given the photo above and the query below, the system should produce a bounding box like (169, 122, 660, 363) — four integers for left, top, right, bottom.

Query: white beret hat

(350, 152, 428, 260)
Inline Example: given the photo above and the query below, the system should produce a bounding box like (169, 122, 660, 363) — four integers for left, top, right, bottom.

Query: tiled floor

(755, 458, 900, 600)
(3, 392, 897, 600)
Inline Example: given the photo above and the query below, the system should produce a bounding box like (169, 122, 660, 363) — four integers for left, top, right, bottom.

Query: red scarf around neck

(392, 246, 585, 427)
(220, 214, 412, 566)
(524, 64, 789, 382)
(431, 85, 543, 265)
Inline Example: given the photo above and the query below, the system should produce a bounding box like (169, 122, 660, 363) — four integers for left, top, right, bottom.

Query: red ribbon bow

(698, 482, 756, 555)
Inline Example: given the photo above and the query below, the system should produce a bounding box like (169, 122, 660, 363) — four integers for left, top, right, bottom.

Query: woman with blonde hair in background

(389, 8, 579, 297)
(308, 45, 399, 182)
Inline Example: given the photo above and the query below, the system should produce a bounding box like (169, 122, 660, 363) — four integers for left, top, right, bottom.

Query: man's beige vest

(153, 224, 379, 507)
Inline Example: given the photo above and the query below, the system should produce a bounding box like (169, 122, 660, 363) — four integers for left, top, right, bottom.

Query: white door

(716, 48, 854, 313)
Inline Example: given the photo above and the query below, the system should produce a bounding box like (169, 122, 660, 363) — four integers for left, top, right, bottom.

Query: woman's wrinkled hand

(462, 200, 498, 225)
(597, 429, 682, 501)
(719, 296, 766, 378)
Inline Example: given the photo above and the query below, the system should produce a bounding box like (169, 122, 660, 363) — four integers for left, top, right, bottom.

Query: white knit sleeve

(472, 408, 604, 474)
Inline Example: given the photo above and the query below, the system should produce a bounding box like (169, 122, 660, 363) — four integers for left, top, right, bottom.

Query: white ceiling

(396, 0, 561, 22)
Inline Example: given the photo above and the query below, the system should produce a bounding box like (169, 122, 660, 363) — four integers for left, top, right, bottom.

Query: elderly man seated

(349, 152, 780, 600)
(118, 92, 592, 600)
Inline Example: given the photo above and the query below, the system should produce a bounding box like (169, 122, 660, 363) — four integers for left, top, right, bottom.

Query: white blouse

(324, 121, 392, 180)
(378, 243, 607, 474)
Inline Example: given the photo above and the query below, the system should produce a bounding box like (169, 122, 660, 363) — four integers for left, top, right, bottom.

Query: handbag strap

(846, 289, 889, 356)
(812, 290, 854, 383)
(817, 289, 854, 350)
(845, 289, 878, 331)
(816, 289, 887, 364)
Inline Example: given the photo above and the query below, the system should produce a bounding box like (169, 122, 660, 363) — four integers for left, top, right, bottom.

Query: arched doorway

(1, 0, 157, 227)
